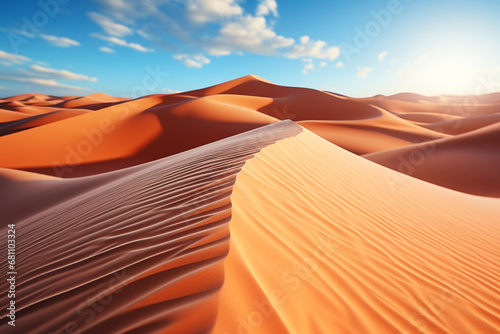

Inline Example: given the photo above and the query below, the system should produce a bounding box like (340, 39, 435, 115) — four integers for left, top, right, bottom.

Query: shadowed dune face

(0, 122, 302, 334)
(364, 122, 500, 197)
(1, 76, 500, 333)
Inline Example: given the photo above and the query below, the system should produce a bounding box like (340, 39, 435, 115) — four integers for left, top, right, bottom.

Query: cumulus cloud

(31, 65, 98, 82)
(256, 0, 278, 17)
(93, 0, 291, 58)
(0, 50, 31, 64)
(88, 12, 133, 37)
(91, 33, 154, 52)
(378, 51, 388, 62)
(40, 34, 80, 47)
(91, 0, 342, 69)
(285, 36, 340, 60)
(207, 15, 294, 56)
(173, 54, 210, 68)
(336, 61, 344, 68)
(356, 67, 373, 78)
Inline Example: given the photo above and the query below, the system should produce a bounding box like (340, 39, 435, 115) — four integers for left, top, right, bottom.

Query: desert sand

(1, 75, 499, 333)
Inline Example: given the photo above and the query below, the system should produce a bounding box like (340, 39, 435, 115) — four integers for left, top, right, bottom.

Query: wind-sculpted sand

(1, 75, 499, 333)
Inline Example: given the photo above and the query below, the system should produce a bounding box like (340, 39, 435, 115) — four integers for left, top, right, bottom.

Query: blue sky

(1, 0, 499, 98)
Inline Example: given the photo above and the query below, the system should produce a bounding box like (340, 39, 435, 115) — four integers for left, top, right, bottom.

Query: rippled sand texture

(214, 129, 500, 333)
(0, 122, 302, 333)
(1, 75, 500, 333)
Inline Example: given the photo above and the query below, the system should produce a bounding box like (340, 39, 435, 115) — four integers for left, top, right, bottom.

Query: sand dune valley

(1, 75, 500, 334)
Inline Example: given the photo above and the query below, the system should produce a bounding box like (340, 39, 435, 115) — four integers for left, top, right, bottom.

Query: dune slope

(215, 129, 500, 334)
(364, 122, 500, 197)
(0, 121, 301, 334)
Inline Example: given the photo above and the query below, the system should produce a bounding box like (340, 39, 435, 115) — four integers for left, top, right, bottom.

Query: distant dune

(1, 75, 499, 333)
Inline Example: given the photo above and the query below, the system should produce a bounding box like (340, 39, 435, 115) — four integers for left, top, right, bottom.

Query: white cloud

(88, 12, 133, 37)
(31, 65, 98, 82)
(285, 35, 340, 60)
(336, 61, 344, 68)
(187, 0, 243, 24)
(302, 62, 314, 74)
(256, 0, 278, 17)
(378, 51, 388, 62)
(356, 67, 373, 78)
(0, 50, 31, 64)
(208, 15, 294, 56)
(173, 54, 210, 68)
(0, 75, 89, 90)
(92, 0, 342, 69)
(206, 48, 231, 56)
(94, 0, 288, 58)
(40, 34, 80, 47)
(301, 59, 327, 74)
(99, 46, 115, 53)
(91, 33, 154, 52)
(126, 42, 153, 52)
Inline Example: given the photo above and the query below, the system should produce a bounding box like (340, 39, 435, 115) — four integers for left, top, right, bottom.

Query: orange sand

(1, 75, 499, 333)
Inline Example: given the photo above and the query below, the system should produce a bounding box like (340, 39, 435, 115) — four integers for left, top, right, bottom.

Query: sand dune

(0, 121, 301, 334)
(383, 92, 500, 104)
(214, 129, 500, 333)
(188, 75, 381, 121)
(364, 122, 500, 197)
(298, 114, 448, 155)
(421, 113, 500, 135)
(1, 76, 500, 333)
(0, 92, 275, 177)
(363, 94, 500, 117)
